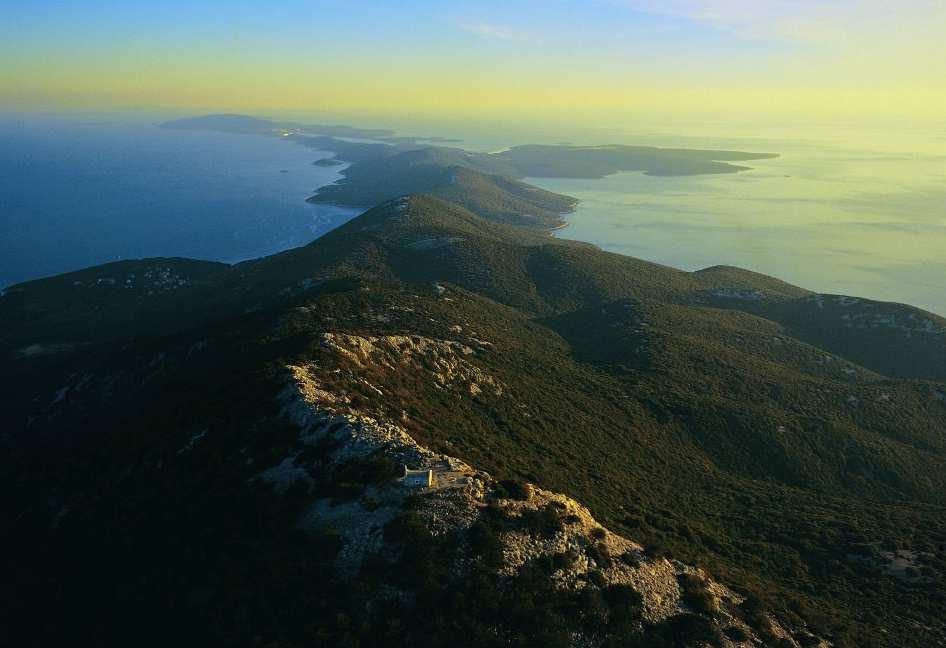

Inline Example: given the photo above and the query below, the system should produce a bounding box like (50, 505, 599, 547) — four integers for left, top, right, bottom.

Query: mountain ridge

(2, 144, 945, 646)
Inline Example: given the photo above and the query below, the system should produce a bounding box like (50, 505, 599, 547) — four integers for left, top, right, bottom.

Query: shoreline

(0, 122, 359, 289)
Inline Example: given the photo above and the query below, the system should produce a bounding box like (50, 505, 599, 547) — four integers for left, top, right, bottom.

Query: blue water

(5, 116, 944, 317)
(526, 126, 946, 317)
(0, 117, 360, 286)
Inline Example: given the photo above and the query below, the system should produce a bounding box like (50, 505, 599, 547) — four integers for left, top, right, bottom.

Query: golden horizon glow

(3, 1, 945, 123)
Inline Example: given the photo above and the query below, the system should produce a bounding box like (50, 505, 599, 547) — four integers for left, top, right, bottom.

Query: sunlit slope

(4, 194, 944, 492)
(3, 191, 946, 645)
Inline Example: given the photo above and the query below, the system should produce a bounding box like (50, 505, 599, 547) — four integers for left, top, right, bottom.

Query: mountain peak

(3, 139, 944, 646)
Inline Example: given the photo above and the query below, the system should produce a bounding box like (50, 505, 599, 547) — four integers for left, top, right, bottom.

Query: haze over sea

(524, 121, 946, 317)
(2, 114, 944, 316)
(0, 116, 359, 287)
(411, 117, 946, 316)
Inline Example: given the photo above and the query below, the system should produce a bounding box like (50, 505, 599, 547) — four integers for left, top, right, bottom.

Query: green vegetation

(1, 170, 944, 646)
(679, 573, 720, 615)
(160, 113, 397, 139)
(495, 143, 778, 178)
(495, 479, 534, 501)
(303, 133, 778, 220)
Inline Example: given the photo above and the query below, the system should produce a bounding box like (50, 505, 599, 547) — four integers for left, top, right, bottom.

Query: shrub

(603, 584, 643, 609)
(619, 551, 642, 567)
(795, 632, 822, 647)
(468, 520, 504, 568)
(334, 454, 401, 486)
(587, 541, 613, 568)
(645, 542, 672, 560)
(679, 572, 706, 589)
(521, 503, 567, 537)
(588, 569, 608, 588)
(552, 548, 580, 571)
(622, 515, 644, 528)
(496, 479, 532, 501)
(329, 482, 364, 501)
(384, 511, 430, 545)
(723, 626, 750, 641)
(535, 553, 557, 574)
(574, 587, 609, 626)
(604, 584, 644, 631)
(740, 594, 778, 638)
(679, 572, 720, 615)
(660, 613, 723, 647)
(684, 589, 720, 615)
(739, 593, 768, 617)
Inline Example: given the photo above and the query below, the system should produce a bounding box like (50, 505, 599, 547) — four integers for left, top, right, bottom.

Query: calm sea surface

(0, 117, 359, 286)
(524, 126, 946, 316)
(3, 116, 944, 316)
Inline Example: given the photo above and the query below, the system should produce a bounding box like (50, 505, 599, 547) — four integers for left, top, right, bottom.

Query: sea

(0, 116, 360, 287)
(521, 123, 946, 317)
(2, 114, 944, 316)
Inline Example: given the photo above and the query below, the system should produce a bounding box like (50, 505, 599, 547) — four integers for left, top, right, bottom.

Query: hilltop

(1, 125, 944, 647)
(297, 130, 779, 214)
(160, 113, 397, 139)
(165, 113, 781, 212)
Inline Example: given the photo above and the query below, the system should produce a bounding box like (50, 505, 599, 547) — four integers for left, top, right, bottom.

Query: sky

(2, 1, 945, 124)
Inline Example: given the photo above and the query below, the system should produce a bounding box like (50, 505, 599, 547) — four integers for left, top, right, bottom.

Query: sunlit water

(3, 115, 944, 316)
(525, 128, 946, 316)
(0, 117, 359, 286)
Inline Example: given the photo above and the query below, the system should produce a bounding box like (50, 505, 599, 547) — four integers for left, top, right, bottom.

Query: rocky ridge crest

(255, 337, 827, 647)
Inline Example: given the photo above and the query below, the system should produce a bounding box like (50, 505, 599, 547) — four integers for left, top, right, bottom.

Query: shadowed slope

(3, 190, 946, 647)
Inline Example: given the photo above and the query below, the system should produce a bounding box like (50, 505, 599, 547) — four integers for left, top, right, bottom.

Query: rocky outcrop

(319, 332, 504, 396)
(253, 347, 829, 647)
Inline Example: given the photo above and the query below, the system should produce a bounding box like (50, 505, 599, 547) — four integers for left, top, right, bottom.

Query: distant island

(4, 154, 945, 647)
(160, 113, 397, 139)
(5, 113, 944, 648)
(161, 113, 778, 180)
(160, 114, 778, 231)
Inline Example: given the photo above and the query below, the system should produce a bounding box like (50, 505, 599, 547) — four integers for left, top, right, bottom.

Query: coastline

(12, 116, 946, 317)
(0, 120, 361, 289)
(525, 156, 946, 318)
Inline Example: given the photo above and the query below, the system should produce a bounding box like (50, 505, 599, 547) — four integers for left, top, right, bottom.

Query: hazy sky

(3, 1, 944, 122)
